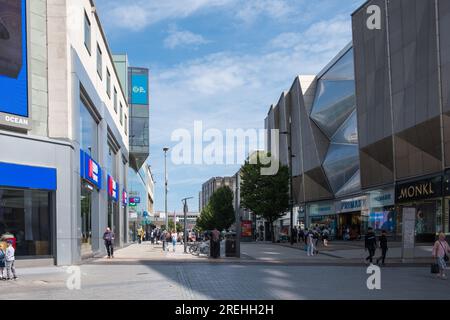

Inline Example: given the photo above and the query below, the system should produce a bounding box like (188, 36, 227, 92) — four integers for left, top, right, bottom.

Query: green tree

(167, 219, 184, 233)
(196, 186, 235, 231)
(240, 151, 289, 242)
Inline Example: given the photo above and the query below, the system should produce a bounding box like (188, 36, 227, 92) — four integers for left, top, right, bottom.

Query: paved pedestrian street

(2, 242, 450, 300)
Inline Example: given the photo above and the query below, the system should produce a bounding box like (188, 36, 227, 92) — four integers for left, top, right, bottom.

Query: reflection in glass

(80, 99, 98, 159)
(322, 143, 359, 194)
(321, 48, 355, 81)
(335, 169, 361, 197)
(310, 80, 356, 138)
(0, 188, 51, 256)
(332, 110, 358, 144)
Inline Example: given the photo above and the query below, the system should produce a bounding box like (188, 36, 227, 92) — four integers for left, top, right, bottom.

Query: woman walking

(432, 232, 450, 279)
(171, 230, 178, 252)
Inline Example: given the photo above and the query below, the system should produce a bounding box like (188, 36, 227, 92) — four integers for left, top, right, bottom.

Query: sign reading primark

(396, 176, 442, 203)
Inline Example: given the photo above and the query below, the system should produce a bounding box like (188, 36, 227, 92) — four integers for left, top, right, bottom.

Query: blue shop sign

(0, 162, 56, 190)
(80, 150, 102, 189)
(338, 196, 367, 213)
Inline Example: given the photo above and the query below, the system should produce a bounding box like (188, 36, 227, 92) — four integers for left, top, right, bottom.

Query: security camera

(91, 6, 96, 14)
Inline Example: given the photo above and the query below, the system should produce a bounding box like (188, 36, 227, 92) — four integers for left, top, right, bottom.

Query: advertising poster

(0, 0, 29, 128)
(131, 72, 148, 105)
(241, 220, 252, 237)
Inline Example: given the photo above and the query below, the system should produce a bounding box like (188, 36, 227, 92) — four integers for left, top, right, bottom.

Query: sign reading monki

(396, 176, 442, 203)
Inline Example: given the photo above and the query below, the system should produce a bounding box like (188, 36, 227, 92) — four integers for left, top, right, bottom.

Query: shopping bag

(431, 263, 440, 274)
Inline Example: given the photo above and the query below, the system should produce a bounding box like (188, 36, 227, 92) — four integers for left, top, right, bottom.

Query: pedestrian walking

(161, 230, 167, 251)
(5, 240, 17, 280)
(211, 228, 220, 258)
(364, 227, 377, 264)
(103, 227, 115, 259)
(171, 230, 177, 252)
(322, 227, 330, 247)
(432, 232, 450, 279)
(376, 230, 388, 266)
(150, 230, 155, 244)
(0, 243, 5, 280)
(306, 229, 315, 256)
(165, 230, 172, 252)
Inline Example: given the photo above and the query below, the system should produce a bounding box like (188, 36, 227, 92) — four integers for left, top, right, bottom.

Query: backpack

(0, 249, 4, 261)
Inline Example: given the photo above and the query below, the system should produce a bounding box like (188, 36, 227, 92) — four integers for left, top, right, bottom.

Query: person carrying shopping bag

(432, 232, 450, 280)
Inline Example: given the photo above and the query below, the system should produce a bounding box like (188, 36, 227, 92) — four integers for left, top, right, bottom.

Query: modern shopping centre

(265, 0, 450, 243)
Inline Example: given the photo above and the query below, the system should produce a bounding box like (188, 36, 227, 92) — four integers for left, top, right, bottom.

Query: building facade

(200, 176, 235, 211)
(0, 0, 135, 265)
(265, 44, 361, 239)
(353, 0, 450, 242)
(264, 0, 450, 243)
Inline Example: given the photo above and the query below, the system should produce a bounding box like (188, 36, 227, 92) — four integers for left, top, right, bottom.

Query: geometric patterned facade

(265, 45, 361, 205)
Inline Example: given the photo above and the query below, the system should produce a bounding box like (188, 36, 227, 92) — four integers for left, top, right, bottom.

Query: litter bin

(225, 233, 237, 257)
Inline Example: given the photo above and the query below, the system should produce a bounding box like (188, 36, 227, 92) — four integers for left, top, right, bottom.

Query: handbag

(431, 263, 440, 274)
(439, 241, 449, 262)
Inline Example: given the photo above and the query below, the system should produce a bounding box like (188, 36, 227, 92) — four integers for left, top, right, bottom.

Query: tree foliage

(196, 186, 235, 231)
(168, 219, 183, 232)
(240, 151, 289, 242)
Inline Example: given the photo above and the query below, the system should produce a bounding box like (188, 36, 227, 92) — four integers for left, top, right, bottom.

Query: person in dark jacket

(376, 230, 388, 266)
(103, 227, 115, 259)
(364, 227, 377, 264)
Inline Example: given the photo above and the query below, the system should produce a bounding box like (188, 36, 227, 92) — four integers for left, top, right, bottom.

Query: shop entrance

(108, 200, 119, 246)
(398, 200, 441, 243)
(339, 212, 361, 240)
(80, 184, 93, 257)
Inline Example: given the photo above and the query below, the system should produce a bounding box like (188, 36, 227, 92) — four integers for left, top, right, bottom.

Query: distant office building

(200, 176, 235, 211)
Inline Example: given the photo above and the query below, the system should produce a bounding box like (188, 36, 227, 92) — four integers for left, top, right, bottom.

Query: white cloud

(97, 0, 298, 31)
(99, 0, 234, 31)
(236, 0, 294, 24)
(164, 26, 209, 49)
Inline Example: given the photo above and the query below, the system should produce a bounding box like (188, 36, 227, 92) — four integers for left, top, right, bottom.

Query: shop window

(84, 11, 91, 54)
(0, 189, 52, 257)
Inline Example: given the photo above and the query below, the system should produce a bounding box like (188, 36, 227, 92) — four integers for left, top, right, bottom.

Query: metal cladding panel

(290, 82, 303, 177)
(278, 95, 289, 166)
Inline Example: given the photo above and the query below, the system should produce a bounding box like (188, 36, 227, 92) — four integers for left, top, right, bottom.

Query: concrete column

(92, 118, 108, 256)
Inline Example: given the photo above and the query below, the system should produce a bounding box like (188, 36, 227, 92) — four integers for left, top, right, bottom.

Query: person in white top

(171, 231, 178, 252)
(306, 229, 315, 256)
(5, 240, 17, 280)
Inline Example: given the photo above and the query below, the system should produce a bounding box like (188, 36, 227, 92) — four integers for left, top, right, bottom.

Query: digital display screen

(0, 0, 28, 117)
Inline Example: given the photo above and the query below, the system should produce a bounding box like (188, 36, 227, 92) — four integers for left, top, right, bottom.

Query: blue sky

(95, 0, 365, 213)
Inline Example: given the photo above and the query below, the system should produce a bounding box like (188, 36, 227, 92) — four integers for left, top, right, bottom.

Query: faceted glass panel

(335, 170, 361, 197)
(322, 143, 359, 194)
(321, 48, 355, 81)
(310, 80, 356, 138)
(332, 110, 358, 144)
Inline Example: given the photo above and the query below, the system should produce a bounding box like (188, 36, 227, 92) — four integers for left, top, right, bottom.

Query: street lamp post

(281, 117, 295, 246)
(163, 147, 169, 229)
(182, 197, 193, 253)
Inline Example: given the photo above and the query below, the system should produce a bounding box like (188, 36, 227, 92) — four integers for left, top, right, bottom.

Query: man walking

(365, 227, 377, 264)
(103, 227, 115, 259)
(376, 230, 388, 266)
(211, 228, 220, 258)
